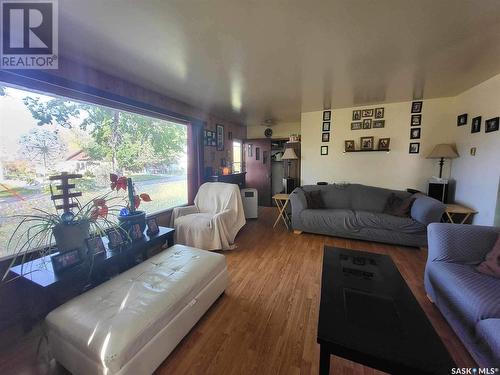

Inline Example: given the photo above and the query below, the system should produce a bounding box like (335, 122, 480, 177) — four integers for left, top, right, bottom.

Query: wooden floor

(0, 207, 475, 375)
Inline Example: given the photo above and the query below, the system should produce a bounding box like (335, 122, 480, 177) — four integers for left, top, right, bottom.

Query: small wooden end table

(272, 193, 291, 230)
(444, 203, 477, 224)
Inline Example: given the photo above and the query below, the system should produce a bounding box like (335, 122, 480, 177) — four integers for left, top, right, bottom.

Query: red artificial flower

(139, 193, 152, 202)
(110, 174, 127, 191)
(91, 198, 108, 219)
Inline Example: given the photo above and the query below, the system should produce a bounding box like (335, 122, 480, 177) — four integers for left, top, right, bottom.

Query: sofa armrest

(170, 205, 199, 226)
(411, 195, 445, 225)
(428, 223, 500, 264)
(290, 188, 307, 229)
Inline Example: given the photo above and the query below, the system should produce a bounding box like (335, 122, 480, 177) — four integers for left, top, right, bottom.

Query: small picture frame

(130, 223, 144, 241)
(323, 110, 331, 121)
(372, 120, 385, 128)
(147, 217, 160, 235)
(51, 248, 83, 274)
(322, 132, 330, 142)
(411, 101, 423, 113)
(410, 128, 421, 139)
(485, 117, 499, 133)
(351, 122, 362, 130)
(411, 114, 422, 126)
(375, 108, 384, 119)
(409, 142, 420, 154)
(362, 109, 374, 117)
(216, 124, 224, 151)
(457, 113, 468, 126)
(86, 236, 106, 256)
(352, 110, 361, 121)
(378, 138, 390, 150)
(322, 122, 331, 131)
(360, 136, 374, 150)
(471, 116, 481, 133)
(320, 146, 328, 155)
(108, 228, 125, 248)
(344, 140, 355, 152)
(362, 119, 372, 129)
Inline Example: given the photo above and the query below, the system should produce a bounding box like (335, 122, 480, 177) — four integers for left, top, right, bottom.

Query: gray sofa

(290, 183, 445, 247)
(425, 223, 500, 367)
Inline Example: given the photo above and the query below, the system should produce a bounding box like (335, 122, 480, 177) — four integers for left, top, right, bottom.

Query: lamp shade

(426, 144, 459, 159)
(282, 148, 298, 160)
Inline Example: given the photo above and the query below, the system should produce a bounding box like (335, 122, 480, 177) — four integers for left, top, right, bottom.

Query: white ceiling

(59, 0, 500, 124)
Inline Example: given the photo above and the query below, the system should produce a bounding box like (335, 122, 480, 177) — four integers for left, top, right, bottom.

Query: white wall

(451, 75, 500, 225)
(301, 97, 456, 192)
(247, 121, 300, 139)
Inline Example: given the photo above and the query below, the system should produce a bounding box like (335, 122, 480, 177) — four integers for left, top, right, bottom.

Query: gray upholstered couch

(290, 183, 445, 247)
(425, 223, 500, 367)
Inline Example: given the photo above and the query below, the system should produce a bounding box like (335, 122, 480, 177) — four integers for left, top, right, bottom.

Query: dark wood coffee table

(317, 247, 455, 374)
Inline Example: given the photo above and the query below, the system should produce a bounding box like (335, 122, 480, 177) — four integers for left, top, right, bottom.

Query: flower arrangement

(109, 174, 151, 215)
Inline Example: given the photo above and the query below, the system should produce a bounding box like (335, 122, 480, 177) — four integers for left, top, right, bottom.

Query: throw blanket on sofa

(171, 182, 246, 250)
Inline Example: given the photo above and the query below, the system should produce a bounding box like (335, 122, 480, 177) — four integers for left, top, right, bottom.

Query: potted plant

(2, 174, 123, 282)
(110, 174, 152, 238)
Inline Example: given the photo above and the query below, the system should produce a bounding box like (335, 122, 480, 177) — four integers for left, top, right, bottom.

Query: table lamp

(426, 144, 459, 178)
(282, 147, 298, 178)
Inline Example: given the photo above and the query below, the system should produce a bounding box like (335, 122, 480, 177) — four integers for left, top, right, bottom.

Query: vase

(118, 210, 146, 239)
(52, 220, 90, 254)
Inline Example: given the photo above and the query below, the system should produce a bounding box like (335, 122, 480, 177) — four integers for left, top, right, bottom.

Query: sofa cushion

(354, 211, 426, 234)
(427, 262, 500, 326)
(321, 185, 353, 209)
(350, 185, 410, 213)
(383, 193, 417, 217)
(476, 234, 500, 278)
(301, 189, 325, 209)
(475, 319, 500, 366)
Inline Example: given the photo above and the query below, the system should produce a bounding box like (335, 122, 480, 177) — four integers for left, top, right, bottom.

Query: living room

(0, 1, 499, 374)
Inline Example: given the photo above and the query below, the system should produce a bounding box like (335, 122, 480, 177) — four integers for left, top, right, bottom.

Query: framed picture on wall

(351, 122, 362, 130)
(375, 108, 384, 119)
(409, 142, 420, 154)
(216, 124, 224, 151)
(344, 140, 355, 152)
(411, 114, 422, 126)
(457, 113, 468, 126)
(485, 117, 499, 133)
(362, 119, 372, 129)
(410, 128, 421, 139)
(322, 122, 331, 131)
(471, 116, 481, 133)
(352, 110, 361, 121)
(372, 120, 385, 128)
(411, 101, 423, 113)
(322, 132, 330, 142)
(360, 136, 374, 150)
(323, 111, 331, 121)
(362, 109, 374, 117)
(320, 146, 328, 155)
(378, 138, 390, 150)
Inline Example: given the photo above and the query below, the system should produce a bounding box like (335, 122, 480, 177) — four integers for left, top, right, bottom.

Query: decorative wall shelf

(344, 149, 390, 153)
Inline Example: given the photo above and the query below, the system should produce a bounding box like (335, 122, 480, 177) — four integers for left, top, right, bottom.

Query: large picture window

(0, 84, 188, 259)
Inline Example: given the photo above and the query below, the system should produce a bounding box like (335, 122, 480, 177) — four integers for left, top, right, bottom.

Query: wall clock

(264, 128, 273, 138)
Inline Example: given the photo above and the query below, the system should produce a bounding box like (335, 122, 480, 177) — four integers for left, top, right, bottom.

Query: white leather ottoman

(45, 244, 228, 375)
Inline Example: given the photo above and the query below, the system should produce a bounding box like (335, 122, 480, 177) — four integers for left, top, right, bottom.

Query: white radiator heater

(240, 188, 258, 219)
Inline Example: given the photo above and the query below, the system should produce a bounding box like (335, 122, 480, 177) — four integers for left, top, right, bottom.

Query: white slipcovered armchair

(170, 182, 246, 250)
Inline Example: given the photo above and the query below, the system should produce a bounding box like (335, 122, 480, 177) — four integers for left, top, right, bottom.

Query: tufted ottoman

(45, 244, 228, 375)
